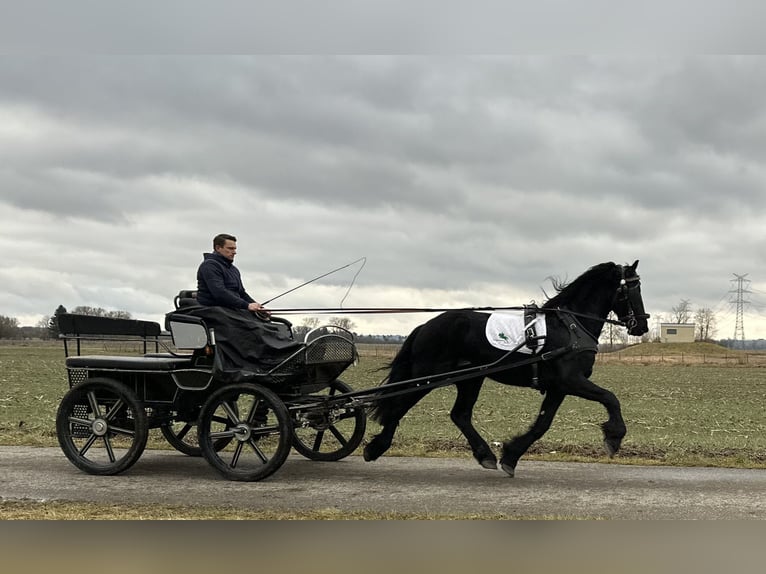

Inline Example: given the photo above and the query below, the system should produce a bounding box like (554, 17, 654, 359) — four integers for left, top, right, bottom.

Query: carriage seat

(174, 290, 200, 309)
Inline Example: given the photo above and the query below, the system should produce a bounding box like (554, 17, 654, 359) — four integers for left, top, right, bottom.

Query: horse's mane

(542, 262, 619, 309)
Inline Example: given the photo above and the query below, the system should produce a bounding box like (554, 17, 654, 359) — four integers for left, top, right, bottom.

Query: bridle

(614, 266, 650, 331)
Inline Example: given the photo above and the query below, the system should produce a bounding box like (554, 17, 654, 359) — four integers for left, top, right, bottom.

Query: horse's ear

(631, 259, 639, 270)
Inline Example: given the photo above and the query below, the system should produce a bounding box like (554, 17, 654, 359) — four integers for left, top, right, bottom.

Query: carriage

(56, 292, 367, 482)
(56, 261, 650, 482)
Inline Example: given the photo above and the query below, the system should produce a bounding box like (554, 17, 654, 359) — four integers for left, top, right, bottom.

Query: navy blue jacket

(196, 252, 256, 309)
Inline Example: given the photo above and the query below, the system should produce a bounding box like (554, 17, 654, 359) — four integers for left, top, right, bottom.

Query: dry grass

(0, 499, 561, 520)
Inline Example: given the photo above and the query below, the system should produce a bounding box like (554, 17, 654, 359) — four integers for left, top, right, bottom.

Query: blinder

(615, 266, 650, 331)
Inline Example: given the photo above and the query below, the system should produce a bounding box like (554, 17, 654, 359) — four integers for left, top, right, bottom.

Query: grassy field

(2, 341, 766, 468)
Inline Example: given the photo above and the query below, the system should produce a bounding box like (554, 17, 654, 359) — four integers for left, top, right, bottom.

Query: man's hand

(247, 302, 271, 318)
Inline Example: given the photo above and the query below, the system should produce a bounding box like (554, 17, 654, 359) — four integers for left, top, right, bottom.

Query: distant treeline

(718, 338, 766, 350)
(1, 306, 410, 343)
(0, 305, 132, 340)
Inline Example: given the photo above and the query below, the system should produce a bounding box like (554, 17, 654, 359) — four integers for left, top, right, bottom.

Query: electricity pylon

(731, 273, 750, 349)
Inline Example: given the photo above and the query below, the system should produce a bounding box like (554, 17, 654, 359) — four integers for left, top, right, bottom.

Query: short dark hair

(213, 234, 237, 249)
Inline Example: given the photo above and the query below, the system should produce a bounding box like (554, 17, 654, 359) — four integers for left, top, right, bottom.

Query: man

(196, 234, 267, 313)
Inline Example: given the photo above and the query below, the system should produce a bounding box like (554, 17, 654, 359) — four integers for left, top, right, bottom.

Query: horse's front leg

(451, 379, 496, 469)
(500, 391, 565, 477)
(566, 378, 626, 456)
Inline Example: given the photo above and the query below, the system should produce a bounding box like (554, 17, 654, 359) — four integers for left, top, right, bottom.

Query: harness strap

(523, 303, 540, 351)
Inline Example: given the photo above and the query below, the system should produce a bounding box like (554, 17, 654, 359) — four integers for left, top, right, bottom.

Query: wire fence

(8, 339, 764, 368)
(356, 343, 402, 359)
(595, 352, 766, 366)
(356, 343, 766, 367)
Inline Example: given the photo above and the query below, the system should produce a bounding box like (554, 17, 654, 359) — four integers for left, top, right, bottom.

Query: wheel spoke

(78, 434, 98, 457)
(245, 398, 260, 424)
(209, 429, 236, 440)
(68, 416, 93, 427)
(229, 441, 244, 468)
(108, 425, 136, 438)
(210, 415, 230, 425)
(175, 423, 193, 441)
(312, 430, 326, 451)
(247, 439, 269, 464)
(328, 425, 349, 446)
(104, 399, 126, 422)
(86, 391, 101, 417)
(221, 401, 239, 424)
(103, 436, 116, 463)
(250, 424, 280, 437)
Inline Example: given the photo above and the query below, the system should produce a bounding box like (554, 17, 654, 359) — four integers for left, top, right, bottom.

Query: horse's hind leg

(451, 379, 497, 469)
(362, 420, 397, 462)
(500, 391, 565, 477)
(363, 389, 431, 462)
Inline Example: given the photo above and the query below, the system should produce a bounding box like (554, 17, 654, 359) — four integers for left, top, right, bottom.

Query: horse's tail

(367, 324, 422, 423)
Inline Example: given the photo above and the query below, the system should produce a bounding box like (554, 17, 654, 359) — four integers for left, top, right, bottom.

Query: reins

(265, 262, 647, 333)
(266, 305, 631, 328)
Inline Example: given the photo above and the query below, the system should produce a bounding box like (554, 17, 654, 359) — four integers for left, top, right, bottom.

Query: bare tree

(694, 307, 717, 341)
(600, 312, 628, 349)
(329, 316, 356, 332)
(36, 316, 52, 339)
(291, 317, 321, 341)
(671, 299, 692, 323)
(71, 306, 132, 319)
(0, 315, 19, 338)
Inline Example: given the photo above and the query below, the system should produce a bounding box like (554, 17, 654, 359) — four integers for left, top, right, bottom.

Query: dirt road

(1, 446, 764, 518)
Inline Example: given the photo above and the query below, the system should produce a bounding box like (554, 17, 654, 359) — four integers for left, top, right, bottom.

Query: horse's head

(613, 260, 650, 337)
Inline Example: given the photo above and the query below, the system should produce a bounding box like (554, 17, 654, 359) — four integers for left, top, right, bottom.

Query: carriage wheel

(291, 379, 367, 462)
(160, 410, 236, 457)
(56, 377, 148, 476)
(198, 383, 292, 481)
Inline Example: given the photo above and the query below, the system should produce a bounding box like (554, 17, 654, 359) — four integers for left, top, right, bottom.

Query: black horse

(363, 260, 649, 477)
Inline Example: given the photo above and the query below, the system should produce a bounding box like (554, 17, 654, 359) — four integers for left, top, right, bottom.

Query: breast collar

(554, 309, 600, 355)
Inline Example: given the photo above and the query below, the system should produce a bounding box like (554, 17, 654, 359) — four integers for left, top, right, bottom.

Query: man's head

(213, 233, 237, 261)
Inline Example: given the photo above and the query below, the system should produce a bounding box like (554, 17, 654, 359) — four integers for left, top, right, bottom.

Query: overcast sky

(3, 48, 766, 337)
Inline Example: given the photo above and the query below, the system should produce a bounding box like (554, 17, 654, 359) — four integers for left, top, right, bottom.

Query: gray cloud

(2, 55, 766, 337)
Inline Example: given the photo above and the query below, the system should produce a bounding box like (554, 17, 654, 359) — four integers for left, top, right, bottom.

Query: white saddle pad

(485, 311, 546, 354)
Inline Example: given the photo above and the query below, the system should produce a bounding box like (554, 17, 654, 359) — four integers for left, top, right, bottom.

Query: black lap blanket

(168, 306, 303, 381)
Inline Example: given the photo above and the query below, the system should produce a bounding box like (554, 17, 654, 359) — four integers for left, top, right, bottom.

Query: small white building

(660, 323, 695, 343)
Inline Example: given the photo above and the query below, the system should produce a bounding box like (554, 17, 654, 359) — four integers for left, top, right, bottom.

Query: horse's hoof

(479, 458, 498, 470)
(362, 447, 375, 462)
(604, 440, 617, 458)
(500, 462, 516, 477)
